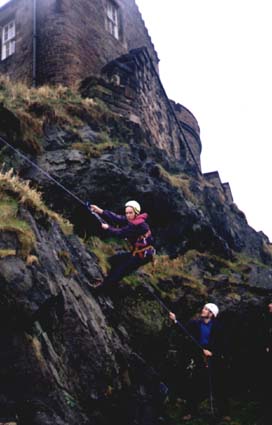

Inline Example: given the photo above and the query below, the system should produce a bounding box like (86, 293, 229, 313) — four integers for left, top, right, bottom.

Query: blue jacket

(186, 318, 227, 358)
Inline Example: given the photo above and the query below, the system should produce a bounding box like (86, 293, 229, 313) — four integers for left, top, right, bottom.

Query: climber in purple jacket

(89, 200, 155, 289)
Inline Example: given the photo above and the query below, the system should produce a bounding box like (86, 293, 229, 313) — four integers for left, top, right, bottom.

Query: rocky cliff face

(0, 75, 272, 424)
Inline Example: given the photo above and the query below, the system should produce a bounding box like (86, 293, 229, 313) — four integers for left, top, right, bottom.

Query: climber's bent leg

(102, 252, 149, 289)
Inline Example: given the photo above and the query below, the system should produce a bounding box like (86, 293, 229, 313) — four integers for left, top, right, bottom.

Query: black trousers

(186, 358, 229, 417)
(102, 252, 151, 288)
(258, 353, 272, 424)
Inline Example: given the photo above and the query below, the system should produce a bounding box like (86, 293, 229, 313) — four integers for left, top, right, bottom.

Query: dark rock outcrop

(0, 68, 272, 423)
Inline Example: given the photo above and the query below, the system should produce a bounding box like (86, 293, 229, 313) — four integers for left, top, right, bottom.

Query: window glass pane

(106, 1, 119, 39)
(10, 40, 15, 54)
(1, 44, 6, 60)
(1, 20, 16, 60)
(4, 26, 9, 41)
(9, 22, 15, 39)
(107, 4, 113, 20)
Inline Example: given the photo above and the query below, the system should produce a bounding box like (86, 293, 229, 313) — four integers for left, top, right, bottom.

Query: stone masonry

(171, 101, 202, 170)
(0, 0, 234, 196)
(0, 0, 33, 84)
(81, 47, 202, 172)
(0, 0, 159, 86)
(204, 171, 233, 204)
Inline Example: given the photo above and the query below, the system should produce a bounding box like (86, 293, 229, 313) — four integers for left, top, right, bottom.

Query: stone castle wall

(0, 0, 159, 85)
(0, 0, 33, 84)
(36, 0, 126, 85)
(120, 0, 158, 70)
(81, 48, 201, 172)
(204, 171, 233, 204)
(0, 0, 234, 199)
(171, 101, 202, 171)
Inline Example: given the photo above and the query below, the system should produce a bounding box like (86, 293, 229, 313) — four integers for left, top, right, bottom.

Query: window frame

(1, 19, 16, 61)
(105, 0, 120, 40)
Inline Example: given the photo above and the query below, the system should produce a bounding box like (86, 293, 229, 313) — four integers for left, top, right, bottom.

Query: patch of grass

(58, 250, 77, 276)
(87, 237, 117, 275)
(71, 140, 115, 158)
(0, 221, 35, 259)
(0, 75, 122, 154)
(0, 168, 73, 235)
(0, 195, 35, 258)
(120, 253, 207, 302)
(121, 272, 149, 288)
(165, 398, 260, 425)
(234, 253, 267, 269)
(155, 165, 197, 204)
(144, 255, 206, 291)
(0, 248, 16, 257)
(71, 124, 124, 159)
(262, 241, 272, 259)
(183, 250, 265, 282)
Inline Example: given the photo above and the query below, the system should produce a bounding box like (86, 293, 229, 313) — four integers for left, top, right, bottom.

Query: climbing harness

(132, 230, 151, 255)
(132, 230, 155, 259)
(0, 135, 105, 225)
(132, 244, 155, 259)
(128, 229, 156, 271)
(144, 282, 215, 416)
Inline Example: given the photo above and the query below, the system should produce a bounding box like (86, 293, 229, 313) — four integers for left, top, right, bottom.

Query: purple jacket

(101, 210, 153, 250)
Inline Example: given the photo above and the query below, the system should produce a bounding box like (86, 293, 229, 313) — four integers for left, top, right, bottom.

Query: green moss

(123, 297, 166, 335)
(154, 165, 197, 204)
(226, 292, 241, 302)
(71, 140, 116, 158)
(122, 273, 144, 288)
(57, 250, 77, 277)
(165, 398, 259, 425)
(234, 253, 267, 269)
(143, 254, 207, 297)
(0, 248, 16, 257)
(87, 237, 116, 275)
(71, 126, 124, 158)
(0, 171, 75, 259)
(182, 250, 267, 288)
(0, 169, 73, 236)
(0, 75, 120, 153)
(0, 198, 18, 218)
(63, 391, 78, 409)
(0, 197, 35, 258)
(71, 142, 102, 158)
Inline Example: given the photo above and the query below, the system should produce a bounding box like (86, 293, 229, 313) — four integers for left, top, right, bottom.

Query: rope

(207, 358, 215, 416)
(0, 135, 106, 224)
(144, 282, 215, 416)
(143, 282, 203, 352)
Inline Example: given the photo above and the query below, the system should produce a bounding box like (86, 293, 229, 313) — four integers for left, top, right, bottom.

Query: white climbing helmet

(125, 200, 141, 215)
(204, 303, 219, 318)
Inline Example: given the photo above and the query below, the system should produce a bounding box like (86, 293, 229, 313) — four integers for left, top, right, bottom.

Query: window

(1, 20, 16, 61)
(105, 1, 119, 40)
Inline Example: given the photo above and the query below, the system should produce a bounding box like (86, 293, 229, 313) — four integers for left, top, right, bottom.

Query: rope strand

(143, 282, 203, 352)
(0, 135, 106, 223)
